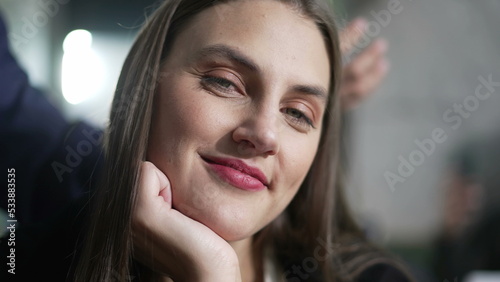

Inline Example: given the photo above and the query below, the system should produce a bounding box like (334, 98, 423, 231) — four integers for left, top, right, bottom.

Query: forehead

(169, 0, 331, 91)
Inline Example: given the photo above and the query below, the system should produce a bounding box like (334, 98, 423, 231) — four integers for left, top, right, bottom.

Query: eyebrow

(194, 44, 259, 72)
(292, 85, 328, 101)
(195, 44, 328, 101)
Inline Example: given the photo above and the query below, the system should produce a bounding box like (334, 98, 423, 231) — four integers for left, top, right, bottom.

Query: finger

(155, 167, 172, 205)
(140, 161, 172, 205)
(343, 58, 389, 108)
(134, 162, 173, 260)
(344, 39, 388, 82)
(340, 18, 367, 54)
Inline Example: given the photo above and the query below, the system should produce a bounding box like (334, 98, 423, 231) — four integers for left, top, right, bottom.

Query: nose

(232, 109, 280, 157)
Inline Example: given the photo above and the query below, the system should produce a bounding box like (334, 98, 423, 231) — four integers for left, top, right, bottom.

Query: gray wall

(344, 0, 500, 245)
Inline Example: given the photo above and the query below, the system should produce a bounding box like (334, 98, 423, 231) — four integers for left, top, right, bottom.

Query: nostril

(231, 115, 280, 156)
(237, 140, 255, 156)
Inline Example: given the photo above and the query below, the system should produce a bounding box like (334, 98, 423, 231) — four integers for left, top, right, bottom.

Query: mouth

(201, 155, 269, 192)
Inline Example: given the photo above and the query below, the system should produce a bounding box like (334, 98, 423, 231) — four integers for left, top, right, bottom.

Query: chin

(211, 222, 260, 242)
(182, 201, 263, 241)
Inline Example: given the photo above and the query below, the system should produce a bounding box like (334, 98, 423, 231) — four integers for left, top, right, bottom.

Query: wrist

(196, 254, 242, 282)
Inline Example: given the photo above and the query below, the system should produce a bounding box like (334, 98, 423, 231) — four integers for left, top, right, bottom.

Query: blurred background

(1, 0, 499, 281)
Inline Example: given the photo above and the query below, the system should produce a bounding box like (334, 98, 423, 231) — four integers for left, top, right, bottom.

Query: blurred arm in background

(339, 18, 389, 111)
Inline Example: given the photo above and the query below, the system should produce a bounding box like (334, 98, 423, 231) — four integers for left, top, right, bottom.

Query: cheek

(149, 83, 221, 157)
(147, 85, 226, 220)
(147, 79, 238, 198)
(270, 133, 320, 212)
(282, 133, 320, 183)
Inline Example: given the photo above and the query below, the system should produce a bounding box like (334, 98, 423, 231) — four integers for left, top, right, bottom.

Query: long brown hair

(74, 0, 409, 281)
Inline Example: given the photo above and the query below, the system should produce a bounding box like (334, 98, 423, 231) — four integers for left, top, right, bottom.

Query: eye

(200, 74, 242, 96)
(282, 108, 315, 129)
(202, 76, 233, 89)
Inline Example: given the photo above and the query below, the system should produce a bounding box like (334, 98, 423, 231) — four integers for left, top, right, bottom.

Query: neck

(229, 236, 263, 282)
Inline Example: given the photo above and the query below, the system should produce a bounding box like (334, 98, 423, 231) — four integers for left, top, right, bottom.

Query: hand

(132, 161, 242, 281)
(339, 18, 390, 110)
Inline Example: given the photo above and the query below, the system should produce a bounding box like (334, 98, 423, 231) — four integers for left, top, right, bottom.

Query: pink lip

(201, 155, 269, 191)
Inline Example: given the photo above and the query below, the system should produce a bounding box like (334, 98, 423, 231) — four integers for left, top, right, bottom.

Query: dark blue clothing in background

(0, 13, 103, 224)
(0, 13, 102, 281)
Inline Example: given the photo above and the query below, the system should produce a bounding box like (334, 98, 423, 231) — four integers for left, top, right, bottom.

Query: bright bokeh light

(62, 29, 92, 52)
(61, 29, 105, 105)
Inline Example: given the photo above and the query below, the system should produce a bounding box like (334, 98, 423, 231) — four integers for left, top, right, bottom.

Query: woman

(74, 0, 410, 281)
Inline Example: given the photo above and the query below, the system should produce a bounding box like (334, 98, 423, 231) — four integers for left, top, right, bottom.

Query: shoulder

(356, 263, 412, 282)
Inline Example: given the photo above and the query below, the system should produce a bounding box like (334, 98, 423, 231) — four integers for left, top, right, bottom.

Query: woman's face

(147, 0, 330, 241)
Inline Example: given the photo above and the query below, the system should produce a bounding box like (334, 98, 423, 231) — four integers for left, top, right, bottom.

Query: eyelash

(201, 75, 315, 130)
(282, 108, 315, 129)
(201, 76, 237, 93)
